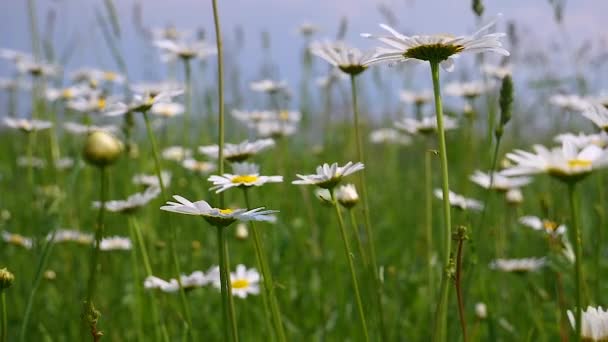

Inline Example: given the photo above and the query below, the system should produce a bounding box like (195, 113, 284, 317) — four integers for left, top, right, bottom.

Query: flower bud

(235, 223, 249, 240)
(472, 0, 484, 17)
(83, 130, 123, 167)
(335, 184, 359, 208)
(475, 302, 487, 319)
(0, 268, 15, 290)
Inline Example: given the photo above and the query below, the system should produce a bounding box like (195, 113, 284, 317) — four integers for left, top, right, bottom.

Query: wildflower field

(1, 0, 608, 341)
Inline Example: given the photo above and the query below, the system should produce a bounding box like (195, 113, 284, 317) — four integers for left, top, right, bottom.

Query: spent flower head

(199, 139, 275, 162)
(310, 40, 376, 75)
(335, 183, 359, 208)
(93, 186, 161, 214)
(567, 306, 608, 342)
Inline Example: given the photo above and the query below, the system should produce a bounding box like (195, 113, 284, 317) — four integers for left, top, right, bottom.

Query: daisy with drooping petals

(501, 138, 608, 183)
(133, 171, 172, 188)
(99, 236, 132, 251)
(160, 196, 278, 227)
(369, 128, 411, 145)
(162, 146, 192, 161)
(93, 186, 161, 214)
(151, 102, 185, 118)
(105, 89, 183, 116)
(580, 103, 608, 132)
(293, 162, 364, 189)
(400, 89, 434, 106)
(469, 170, 532, 192)
(47, 229, 93, 245)
(433, 189, 483, 211)
(310, 40, 376, 76)
(445, 80, 492, 99)
(199, 139, 275, 162)
(208, 162, 283, 193)
(481, 64, 512, 79)
(182, 159, 216, 174)
(63, 122, 118, 135)
(394, 115, 458, 135)
(567, 306, 608, 341)
(550, 94, 590, 113)
(555, 132, 608, 149)
(362, 16, 509, 71)
(2, 231, 33, 249)
(490, 258, 546, 273)
(144, 276, 179, 293)
(519, 216, 566, 236)
(3, 118, 52, 133)
(250, 79, 290, 95)
(154, 39, 217, 62)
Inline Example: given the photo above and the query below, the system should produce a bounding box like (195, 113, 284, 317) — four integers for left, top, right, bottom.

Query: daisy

(105, 89, 183, 116)
(231, 109, 275, 125)
(0, 48, 31, 62)
(555, 132, 608, 149)
(0, 77, 31, 92)
(335, 183, 359, 208)
(550, 94, 590, 112)
(211, 264, 261, 298)
(177, 271, 209, 290)
(481, 64, 512, 79)
(469, 170, 532, 192)
(67, 91, 115, 113)
(314, 188, 333, 206)
(369, 128, 412, 145)
(55, 158, 76, 171)
(199, 139, 275, 162)
(47, 229, 93, 245)
(132, 171, 172, 188)
(400, 89, 434, 106)
(17, 156, 45, 169)
(45, 85, 88, 102)
(182, 158, 217, 174)
(445, 80, 491, 99)
(501, 139, 608, 183)
(293, 161, 364, 189)
(151, 102, 184, 118)
(433, 189, 483, 211)
(154, 39, 217, 62)
(71, 68, 125, 87)
(3, 118, 52, 133)
(63, 122, 118, 135)
(162, 146, 192, 161)
(580, 103, 608, 132)
(505, 188, 524, 205)
(93, 186, 161, 214)
(2, 231, 33, 249)
(150, 25, 193, 41)
(255, 120, 298, 138)
(99, 236, 132, 251)
(250, 79, 289, 95)
(519, 216, 566, 236)
(362, 16, 509, 71)
(567, 306, 608, 341)
(489, 257, 546, 273)
(309, 40, 376, 75)
(208, 162, 283, 193)
(160, 196, 278, 227)
(475, 303, 488, 319)
(130, 82, 184, 97)
(394, 115, 458, 135)
(16, 59, 59, 77)
(144, 275, 179, 293)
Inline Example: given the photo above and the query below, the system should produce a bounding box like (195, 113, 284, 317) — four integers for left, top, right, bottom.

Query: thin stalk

(348, 208, 368, 267)
(183, 59, 192, 147)
(26, 0, 41, 59)
(477, 132, 502, 248)
(429, 60, 452, 342)
(217, 226, 239, 342)
(1, 292, 6, 342)
(142, 110, 193, 338)
(568, 182, 583, 342)
(243, 190, 287, 342)
(86, 167, 107, 304)
(455, 236, 467, 342)
(26, 132, 34, 186)
(127, 224, 145, 342)
(350, 74, 386, 340)
(331, 190, 369, 342)
(425, 139, 434, 296)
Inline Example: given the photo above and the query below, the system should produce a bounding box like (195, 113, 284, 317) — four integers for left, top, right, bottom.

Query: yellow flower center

(219, 209, 233, 215)
(62, 89, 74, 99)
(542, 220, 558, 232)
(231, 175, 258, 184)
(104, 72, 117, 81)
(145, 96, 155, 106)
(567, 159, 592, 169)
(8, 235, 25, 245)
(231, 279, 249, 289)
(279, 110, 290, 121)
(97, 98, 106, 110)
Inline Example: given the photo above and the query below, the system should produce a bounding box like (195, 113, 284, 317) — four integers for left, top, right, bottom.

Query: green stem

(568, 183, 583, 342)
(127, 223, 145, 342)
(243, 190, 286, 342)
(348, 208, 368, 267)
(216, 226, 239, 342)
(26, 0, 41, 59)
(26, 132, 34, 187)
(86, 167, 107, 303)
(350, 73, 387, 341)
(331, 190, 369, 341)
(142, 110, 193, 338)
(429, 61, 452, 342)
(211, 0, 225, 178)
(425, 141, 434, 296)
(1, 292, 6, 342)
(183, 59, 192, 148)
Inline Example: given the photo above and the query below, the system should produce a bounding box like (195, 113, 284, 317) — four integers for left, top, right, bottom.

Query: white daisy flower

(47, 229, 93, 245)
(519, 216, 566, 236)
(0, 77, 31, 91)
(63, 122, 118, 135)
(489, 257, 546, 273)
(154, 39, 217, 62)
(335, 183, 359, 208)
(162, 146, 192, 161)
(394, 115, 458, 135)
(99, 236, 132, 251)
(178, 271, 209, 290)
(314, 188, 333, 206)
(445, 80, 492, 99)
(580, 103, 608, 132)
(151, 102, 185, 118)
(0, 48, 32, 62)
(132, 171, 172, 188)
(235, 223, 249, 240)
(475, 303, 488, 319)
(255, 120, 298, 138)
(310, 40, 376, 76)
(105, 89, 183, 116)
(46, 85, 89, 102)
(550, 94, 590, 112)
(93, 186, 161, 214)
(232, 109, 275, 125)
(130, 82, 184, 97)
(16, 59, 59, 77)
(501, 139, 608, 183)
(369, 128, 411, 145)
(182, 158, 216, 174)
(555, 132, 608, 149)
(17, 156, 45, 169)
(293, 161, 364, 189)
(2, 231, 33, 249)
(434, 189, 483, 211)
(505, 188, 524, 205)
(3, 118, 52, 133)
(150, 26, 194, 41)
(362, 15, 509, 71)
(250, 79, 289, 95)
(199, 139, 275, 162)
(71, 68, 125, 86)
(55, 158, 75, 171)
(67, 91, 116, 113)
(567, 306, 608, 342)
(481, 64, 512, 79)
(400, 89, 433, 106)
(207, 162, 283, 193)
(144, 276, 179, 293)
(469, 170, 532, 191)
(160, 196, 278, 227)
(211, 264, 261, 298)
